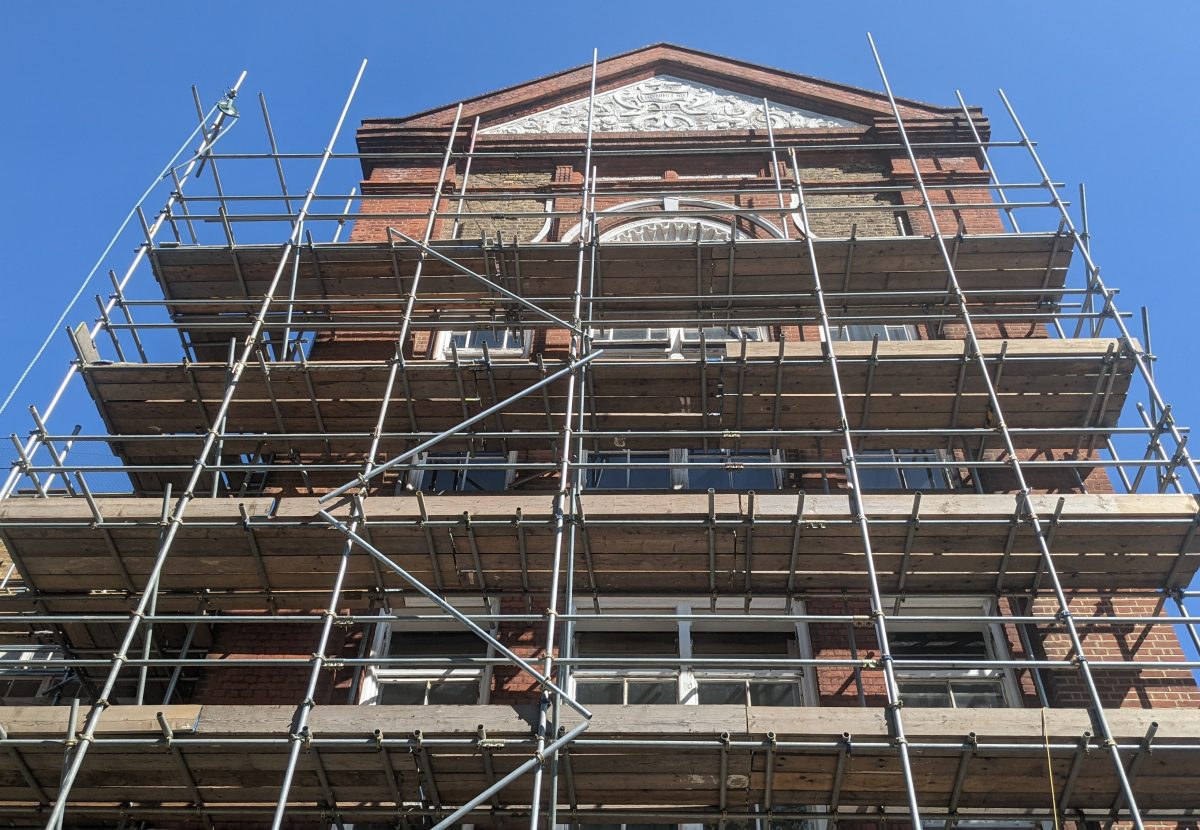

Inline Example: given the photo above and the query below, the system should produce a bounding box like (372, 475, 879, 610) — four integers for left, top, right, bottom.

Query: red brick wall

(193, 616, 359, 705)
(349, 143, 912, 246)
(890, 150, 1006, 236)
(807, 596, 886, 706)
(317, 77, 1200, 730)
(805, 594, 1196, 711)
(1034, 593, 1200, 709)
(490, 596, 548, 705)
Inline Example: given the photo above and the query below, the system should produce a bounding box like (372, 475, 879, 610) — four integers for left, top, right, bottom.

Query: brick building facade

(0, 43, 1195, 829)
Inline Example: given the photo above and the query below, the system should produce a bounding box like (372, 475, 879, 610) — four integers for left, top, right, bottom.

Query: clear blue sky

(2, 0, 1197, 438)
(0, 4, 1196, 547)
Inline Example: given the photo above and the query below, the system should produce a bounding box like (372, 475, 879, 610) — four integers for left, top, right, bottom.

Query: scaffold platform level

(0, 494, 1194, 602)
(78, 339, 1132, 490)
(150, 233, 1073, 311)
(5, 41, 1200, 830)
(0, 705, 1190, 823)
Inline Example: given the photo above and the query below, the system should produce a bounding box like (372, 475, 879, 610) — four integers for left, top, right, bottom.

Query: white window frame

(436, 327, 530, 359)
(583, 448, 686, 491)
(360, 599, 498, 706)
(568, 597, 817, 707)
(560, 196, 788, 243)
(589, 324, 767, 359)
(886, 596, 1022, 709)
(827, 323, 919, 342)
(437, 324, 767, 360)
(851, 448, 959, 492)
(582, 449, 784, 491)
(402, 450, 518, 494)
(0, 645, 63, 704)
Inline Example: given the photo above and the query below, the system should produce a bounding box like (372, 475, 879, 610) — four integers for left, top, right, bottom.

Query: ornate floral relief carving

(481, 75, 859, 134)
(601, 218, 748, 243)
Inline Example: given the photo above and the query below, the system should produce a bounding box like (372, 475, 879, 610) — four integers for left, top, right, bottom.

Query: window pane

(599, 328, 670, 343)
(424, 465, 460, 493)
(587, 453, 625, 489)
(697, 681, 746, 705)
(855, 450, 903, 490)
(897, 450, 950, 490)
(730, 463, 777, 490)
(833, 324, 917, 342)
(459, 469, 509, 492)
(389, 631, 489, 658)
(450, 329, 525, 352)
(473, 330, 506, 350)
(427, 679, 481, 705)
(682, 326, 764, 343)
(604, 328, 646, 341)
(687, 451, 777, 491)
(900, 464, 946, 490)
(707, 810, 813, 830)
(627, 681, 676, 704)
(898, 680, 952, 707)
(692, 631, 792, 657)
(574, 681, 623, 705)
(424, 453, 509, 493)
(0, 677, 47, 700)
(686, 451, 731, 490)
(750, 682, 802, 707)
(766, 809, 818, 830)
(575, 631, 677, 658)
(588, 452, 671, 490)
(378, 682, 427, 705)
(949, 680, 1007, 709)
(627, 453, 671, 489)
(889, 630, 989, 660)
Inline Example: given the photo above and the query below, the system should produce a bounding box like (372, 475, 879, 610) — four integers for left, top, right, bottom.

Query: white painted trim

(568, 597, 810, 707)
(481, 74, 860, 135)
(362, 598, 501, 706)
(560, 196, 786, 242)
(527, 198, 555, 243)
(887, 595, 1022, 709)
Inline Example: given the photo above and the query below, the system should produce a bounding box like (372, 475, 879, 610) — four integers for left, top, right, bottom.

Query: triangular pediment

(480, 74, 861, 134)
(359, 44, 975, 148)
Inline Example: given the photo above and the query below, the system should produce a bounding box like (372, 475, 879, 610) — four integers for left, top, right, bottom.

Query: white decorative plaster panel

(481, 75, 859, 134)
(601, 217, 747, 243)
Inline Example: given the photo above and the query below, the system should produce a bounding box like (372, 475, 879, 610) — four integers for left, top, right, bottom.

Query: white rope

(0, 103, 228, 417)
(1042, 707, 1062, 830)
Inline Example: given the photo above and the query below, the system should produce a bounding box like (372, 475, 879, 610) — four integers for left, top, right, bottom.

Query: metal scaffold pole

(532, 47, 599, 830)
(994, 87, 1200, 493)
(867, 33, 1147, 830)
(0, 72, 248, 501)
(0, 41, 1195, 830)
(786, 142, 927, 828)
(42, 58, 368, 830)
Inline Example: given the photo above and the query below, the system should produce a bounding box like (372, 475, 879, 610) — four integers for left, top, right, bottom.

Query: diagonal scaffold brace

(318, 349, 603, 505)
(386, 226, 586, 337)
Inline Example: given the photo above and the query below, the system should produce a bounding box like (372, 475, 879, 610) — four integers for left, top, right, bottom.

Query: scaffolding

(0, 37, 1197, 830)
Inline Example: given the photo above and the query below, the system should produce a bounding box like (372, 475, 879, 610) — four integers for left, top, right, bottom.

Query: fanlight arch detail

(560, 197, 797, 242)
